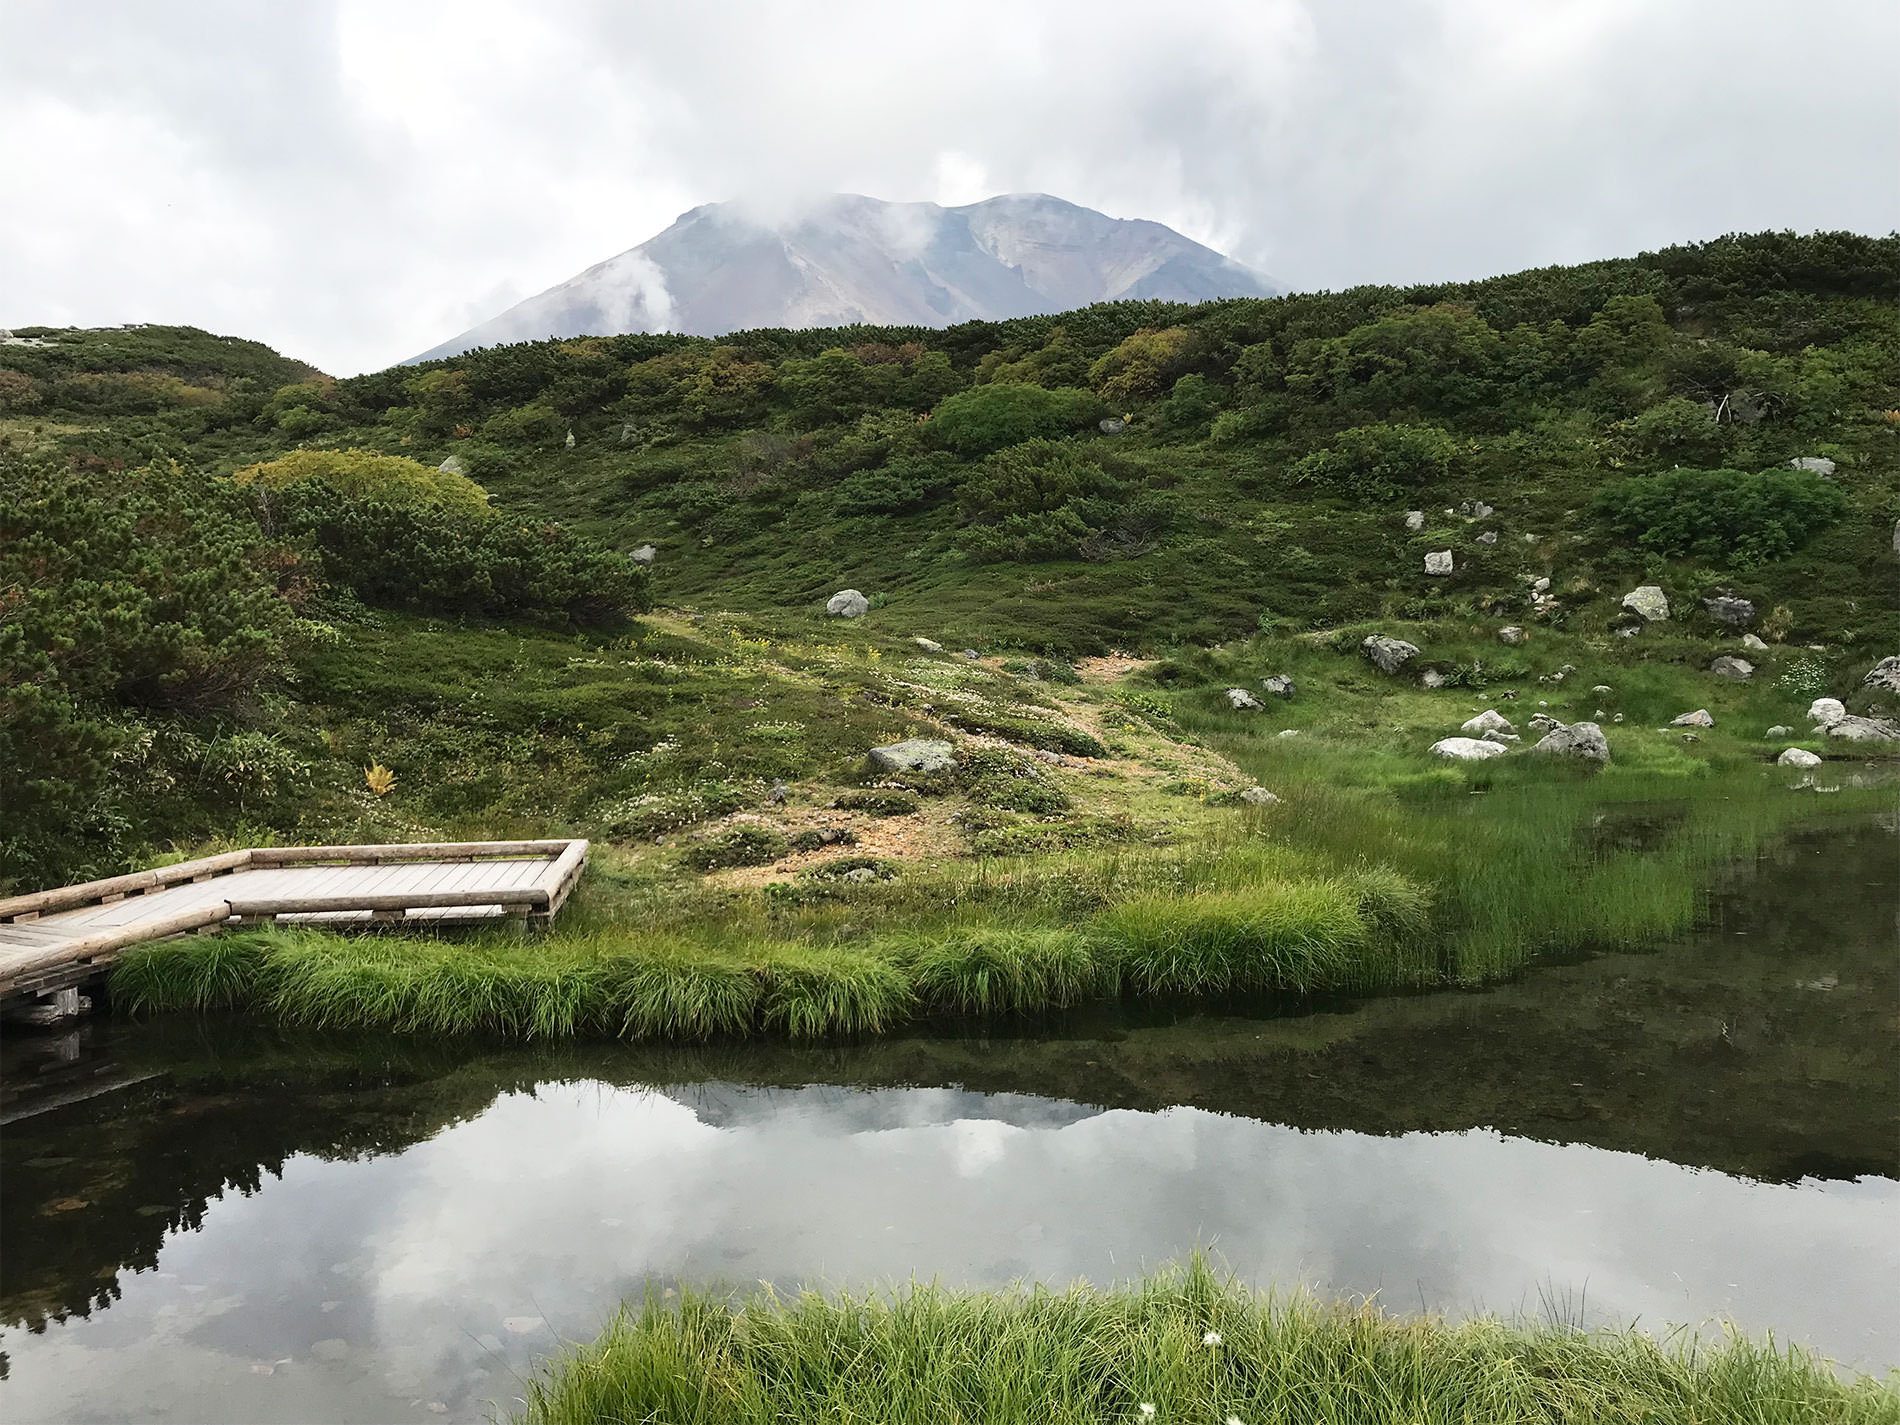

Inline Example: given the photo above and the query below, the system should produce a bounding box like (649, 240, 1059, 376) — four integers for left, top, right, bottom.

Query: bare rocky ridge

(408, 193, 1277, 362)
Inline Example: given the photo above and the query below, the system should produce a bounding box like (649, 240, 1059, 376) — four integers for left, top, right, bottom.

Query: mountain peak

(408, 193, 1275, 362)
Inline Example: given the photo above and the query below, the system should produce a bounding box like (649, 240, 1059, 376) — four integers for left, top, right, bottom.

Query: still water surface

(2, 817, 1895, 1423)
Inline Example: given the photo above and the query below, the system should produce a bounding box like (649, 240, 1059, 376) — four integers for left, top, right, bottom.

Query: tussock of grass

(514, 1257, 1900, 1425)
(759, 947, 912, 1038)
(601, 945, 761, 1039)
(885, 926, 1115, 1014)
(1097, 881, 1370, 994)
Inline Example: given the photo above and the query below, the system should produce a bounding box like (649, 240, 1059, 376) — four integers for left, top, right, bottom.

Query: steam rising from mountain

(409, 193, 1276, 362)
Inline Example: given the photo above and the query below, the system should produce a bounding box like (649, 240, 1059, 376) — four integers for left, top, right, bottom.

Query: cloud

(1, 0, 1893, 375)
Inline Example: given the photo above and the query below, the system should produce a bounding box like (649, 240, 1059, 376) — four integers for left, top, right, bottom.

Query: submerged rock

(1429, 736, 1509, 761)
(1531, 721, 1610, 763)
(1362, 636, 1420, 675)
(867, 738, 955, 774)
(1777, 747, 1823, 767)
(826, 589, 870, 618)
(1621, 585, 1670, 621)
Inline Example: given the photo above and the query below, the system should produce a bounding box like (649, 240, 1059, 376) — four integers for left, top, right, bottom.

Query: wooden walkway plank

(1, 840, 586, 1003)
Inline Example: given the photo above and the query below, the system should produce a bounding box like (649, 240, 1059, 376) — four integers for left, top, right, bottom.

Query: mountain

(408, 194, 1277, 362)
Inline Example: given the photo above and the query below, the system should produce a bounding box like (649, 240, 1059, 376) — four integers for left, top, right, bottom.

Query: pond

(2, 816, 1895, 1423)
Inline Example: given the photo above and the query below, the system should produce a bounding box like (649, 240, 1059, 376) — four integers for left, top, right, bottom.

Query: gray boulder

(1671, 709, 1715, 728)
(1765, 725, 1792, 739)
(1424, 550, 1454, 575)
(1621, 585, 1670, 621)
(1497, 626, 1527, 646)
(1790, 456, 1837, 477)
(1528, 712, 1563, 733)
(1472, 501, 1494, 519)
(437, 454, 467, 476)
(630, 544, 658, 566)
(1862, 655, 1900, 694)
(1239, 787, 1281, 806)
(826, 589, 871, 618)
(1476, 530, 1498, 545)
(1362, 636, 1420, 675)
(1429, 736, 1509, 761)
(1225, 687, 1264, 711)
(1419, 669, 1450, 689)
(1532, 720, 1611, 764)
(1405, 510, 1426, 531)
(1741, 633, 1768, 652)
(867, 738, 956, 774)
(1481, 729, 1520, 744)
(1703, 595, 1755, 626)
(1777, 747, 1823, 768)
(1807, 697, 1847, 728)
(1099, 417, 1127, 435)
(1461, 709, 1515, 735)
(1710, 656, 1754, 682)
(913, 636, 943, 653)
(1261, 674, 1295, 699)
(1824, 715, 1900, 744)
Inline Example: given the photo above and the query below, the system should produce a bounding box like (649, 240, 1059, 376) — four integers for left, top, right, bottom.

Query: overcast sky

(2, 0, 1894, 377)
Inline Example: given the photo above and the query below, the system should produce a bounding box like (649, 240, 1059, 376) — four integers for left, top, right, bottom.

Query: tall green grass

(514, 1257, 1900, 1425)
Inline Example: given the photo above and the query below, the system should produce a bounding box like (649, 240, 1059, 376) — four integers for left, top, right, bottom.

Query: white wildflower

(1138, 1406, 1156, 1420)
(1203, 1330, 1223, 1347)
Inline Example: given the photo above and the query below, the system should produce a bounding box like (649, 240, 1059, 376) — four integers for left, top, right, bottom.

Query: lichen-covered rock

(1862, 656, 1900, 694)
(1621, 585, 1670, 621)
(826, 589, 870, 618)
(630, 543, 658, 566)
(1497, 626, 1526, 646)
(1777, 747, 1823, 768)
(867, 738, 956, 774)
(1362, 636, 1420, 675)
(1424, 549, 1454, 575)
(1262, 674, 1295, 699)
(1703, 595, 1755, 626)
(1789, 456, 1837, 477)
(1429, 736, 1509, 761)
(1671, 709, 1715, 728)
(1225, 687, 1264, 711)
(1461, 709, 1515, 735)
(1710, 656, 1754, 682)
(1531, 721, 1610, 763)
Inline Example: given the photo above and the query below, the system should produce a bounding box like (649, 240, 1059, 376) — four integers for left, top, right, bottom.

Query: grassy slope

(514, 1259, 1900, 1425)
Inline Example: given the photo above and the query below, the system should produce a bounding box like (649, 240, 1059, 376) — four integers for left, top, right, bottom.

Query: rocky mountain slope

(410, 193, 1277, 361)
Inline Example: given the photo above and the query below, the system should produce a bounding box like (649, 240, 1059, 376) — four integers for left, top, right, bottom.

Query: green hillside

(4, 230, 1897, 1033)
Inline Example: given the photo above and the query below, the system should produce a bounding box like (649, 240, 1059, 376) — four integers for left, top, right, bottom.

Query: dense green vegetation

(513, 1258, 1900, 1425)
(5, 229, 1897, 1022)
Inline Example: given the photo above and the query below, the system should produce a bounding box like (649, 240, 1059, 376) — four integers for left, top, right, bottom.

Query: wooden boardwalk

(0, 840, 587, 1005)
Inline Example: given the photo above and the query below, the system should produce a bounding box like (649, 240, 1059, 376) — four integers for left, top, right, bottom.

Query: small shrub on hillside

(1287, 423, 1458, 499)
(929, 385, 1103, 458)
(969, 815, 1147, 856)
(789, 827, 860, 851)
(234, 447, 492, 518)
(798, 855, 898, 881)
(947, 707, 1106, 757)
(683, 824, 790, 871)
(1592, 467, 1845, 566)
